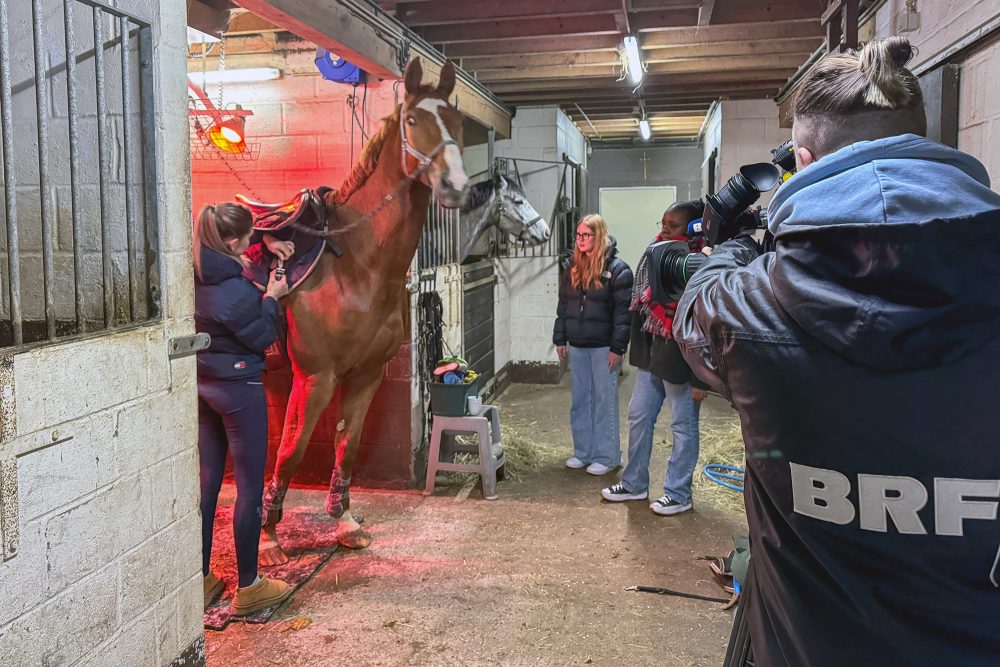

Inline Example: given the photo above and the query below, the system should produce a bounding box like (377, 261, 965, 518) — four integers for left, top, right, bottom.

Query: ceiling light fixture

(187, 68, 281, 85)
(623, 35, 644, 85)
(639, 118, 652, 141)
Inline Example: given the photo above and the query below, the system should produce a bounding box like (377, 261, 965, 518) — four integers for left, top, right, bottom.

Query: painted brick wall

(191, 75, 398, 211)
(0, 0, 204, 665)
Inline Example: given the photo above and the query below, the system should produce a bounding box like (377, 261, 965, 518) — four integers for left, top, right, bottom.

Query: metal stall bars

(0, 0, 159, 350)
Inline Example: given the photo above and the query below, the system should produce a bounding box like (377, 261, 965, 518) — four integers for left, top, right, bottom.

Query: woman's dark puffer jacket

(195, 245, 279, 380)
(553, 238, 634, 355)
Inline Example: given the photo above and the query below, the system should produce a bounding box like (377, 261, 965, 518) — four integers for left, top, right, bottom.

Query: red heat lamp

(207, 110, 247, 153)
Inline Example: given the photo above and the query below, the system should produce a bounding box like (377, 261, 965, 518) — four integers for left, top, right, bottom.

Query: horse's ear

(404, 58, 423, 96)
(437, 60, 456, 99)
(492, 170, 504, 187)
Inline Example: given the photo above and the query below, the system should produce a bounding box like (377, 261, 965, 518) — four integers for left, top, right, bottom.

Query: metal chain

(217, 35, 225, 110)
(222, 158, 264, 202)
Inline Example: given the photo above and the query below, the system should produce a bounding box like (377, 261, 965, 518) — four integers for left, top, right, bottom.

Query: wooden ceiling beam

(476, 53, 806, 82)
(627, 0, 702, 10)
(417, 14, 619, 43)
(630, 9, 700, 31)
(395, 0, 620, 27)
(442, 35, 622, 58)
(710, 0, 825, 25)
(639, 18, 821, 44)
(438, 18, 821, 55)
(565, 110, 709, 120)
(486, 68, 796, 93)
(461, 38, 819, 71)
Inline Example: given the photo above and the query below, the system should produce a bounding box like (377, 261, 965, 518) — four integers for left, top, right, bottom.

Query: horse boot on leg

(326, 469, 370, 549)
(259, 478, 291, 565)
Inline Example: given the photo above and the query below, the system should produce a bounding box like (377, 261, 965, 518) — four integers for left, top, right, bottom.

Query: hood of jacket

(764, 133, 1000, 371)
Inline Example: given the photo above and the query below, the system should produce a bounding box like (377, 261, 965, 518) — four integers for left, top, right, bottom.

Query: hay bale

(693, 418, 747, 518)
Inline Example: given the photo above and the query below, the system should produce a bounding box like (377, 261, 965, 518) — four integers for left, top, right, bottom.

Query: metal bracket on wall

(168, 333, 211, 359)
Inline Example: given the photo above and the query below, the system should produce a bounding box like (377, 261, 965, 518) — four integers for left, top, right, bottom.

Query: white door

(599, 186, 677, 270)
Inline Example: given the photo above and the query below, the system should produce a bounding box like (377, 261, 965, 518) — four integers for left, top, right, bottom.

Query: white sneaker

(565, 457, 587, 469)
(586, 462, 613, 476)
(601, 483, 648, 502)
(650, 495, 693, 516)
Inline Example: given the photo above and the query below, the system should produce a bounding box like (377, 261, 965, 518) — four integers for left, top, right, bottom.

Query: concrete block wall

(958, 40, 1000, 187)
(587, 145, 704, 211)
(869, 0, 1000, 191)
(718, 99, 790, 208)
(491, 106, 585, 377)
(0, 0, 204, 665)
(496, 255, 561, 365)
(1, 3, 150, 323)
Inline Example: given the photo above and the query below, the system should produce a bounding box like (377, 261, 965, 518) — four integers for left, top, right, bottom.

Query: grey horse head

(459, 172, 551, 262)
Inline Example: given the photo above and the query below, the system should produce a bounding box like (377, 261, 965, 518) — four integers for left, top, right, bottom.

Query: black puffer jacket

(553, 239, 633, 354)
(674, 136, 1000, 666)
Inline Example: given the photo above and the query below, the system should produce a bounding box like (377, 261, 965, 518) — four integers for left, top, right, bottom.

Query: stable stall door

(599, 186, 677, 269)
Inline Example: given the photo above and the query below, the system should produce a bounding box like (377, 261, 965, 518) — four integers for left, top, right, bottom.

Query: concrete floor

(207, 371, 748, 666)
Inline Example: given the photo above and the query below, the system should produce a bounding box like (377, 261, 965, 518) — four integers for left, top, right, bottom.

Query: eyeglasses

(575, 232, 595, 240)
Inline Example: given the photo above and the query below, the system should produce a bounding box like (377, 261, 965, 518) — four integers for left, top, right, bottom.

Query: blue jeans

(198, 377, 268, 587)
(620, 370, 665, 493)
(568, 345, 621, 467)
(620, 372, 701, 504)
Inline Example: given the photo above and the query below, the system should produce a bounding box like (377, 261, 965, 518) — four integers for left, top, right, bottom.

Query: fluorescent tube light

(624, 35, 643, 85)
(187, 68, 281, 85)
(639, 118, 651, 140)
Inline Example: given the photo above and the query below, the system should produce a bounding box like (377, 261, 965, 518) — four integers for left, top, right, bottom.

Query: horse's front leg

(327, 365, 385, 549)
(260, 370, 338, 565)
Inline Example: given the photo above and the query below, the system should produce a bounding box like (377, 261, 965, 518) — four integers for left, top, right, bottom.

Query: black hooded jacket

(553, 239, 633, 355)
(674, 135, 1000, 666)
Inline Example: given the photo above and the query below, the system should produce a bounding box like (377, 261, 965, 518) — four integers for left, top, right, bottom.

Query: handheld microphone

(687, 217, 704, 237)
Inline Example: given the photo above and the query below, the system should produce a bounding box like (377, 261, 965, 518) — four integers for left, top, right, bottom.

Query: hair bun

(858, 36, 916, 109)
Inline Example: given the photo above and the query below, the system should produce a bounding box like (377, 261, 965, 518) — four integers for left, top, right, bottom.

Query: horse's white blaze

(416, 98, 469, 192)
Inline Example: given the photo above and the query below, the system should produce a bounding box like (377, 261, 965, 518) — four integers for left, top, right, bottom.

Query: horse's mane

(462, 174, 523, 213)
(463, 180, 493, 212)
(332, 106, 400, 205)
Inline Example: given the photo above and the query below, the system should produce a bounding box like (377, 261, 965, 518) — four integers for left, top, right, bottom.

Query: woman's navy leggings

(198, 377, 268, 588)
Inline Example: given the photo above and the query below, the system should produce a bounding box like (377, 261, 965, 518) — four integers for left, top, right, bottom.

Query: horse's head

(492, 173, 551, 245)
(400, 58, 469, 208)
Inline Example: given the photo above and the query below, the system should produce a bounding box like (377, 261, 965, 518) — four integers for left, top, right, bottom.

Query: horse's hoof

(261, 506, 283, 528)
(259, 545, 290, 566)
(336, 528, 371, 550)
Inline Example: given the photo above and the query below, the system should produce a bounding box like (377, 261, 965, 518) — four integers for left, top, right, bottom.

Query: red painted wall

(192, 74, 416, 488)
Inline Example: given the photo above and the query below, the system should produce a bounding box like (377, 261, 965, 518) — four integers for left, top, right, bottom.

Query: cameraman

(674, 37, 1000, 665)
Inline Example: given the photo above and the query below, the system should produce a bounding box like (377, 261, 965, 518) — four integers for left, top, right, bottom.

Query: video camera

(647, 140, 796, 303)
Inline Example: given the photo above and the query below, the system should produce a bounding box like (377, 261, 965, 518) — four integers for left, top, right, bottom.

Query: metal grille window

(417, 193, 459, 270)
(0, 0, 159, 351)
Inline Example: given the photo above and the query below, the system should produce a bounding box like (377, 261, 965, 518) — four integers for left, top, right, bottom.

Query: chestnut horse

(260, 58, 469, 564)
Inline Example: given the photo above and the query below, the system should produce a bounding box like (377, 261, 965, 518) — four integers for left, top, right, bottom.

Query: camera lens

(647, 240, 707, 304)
